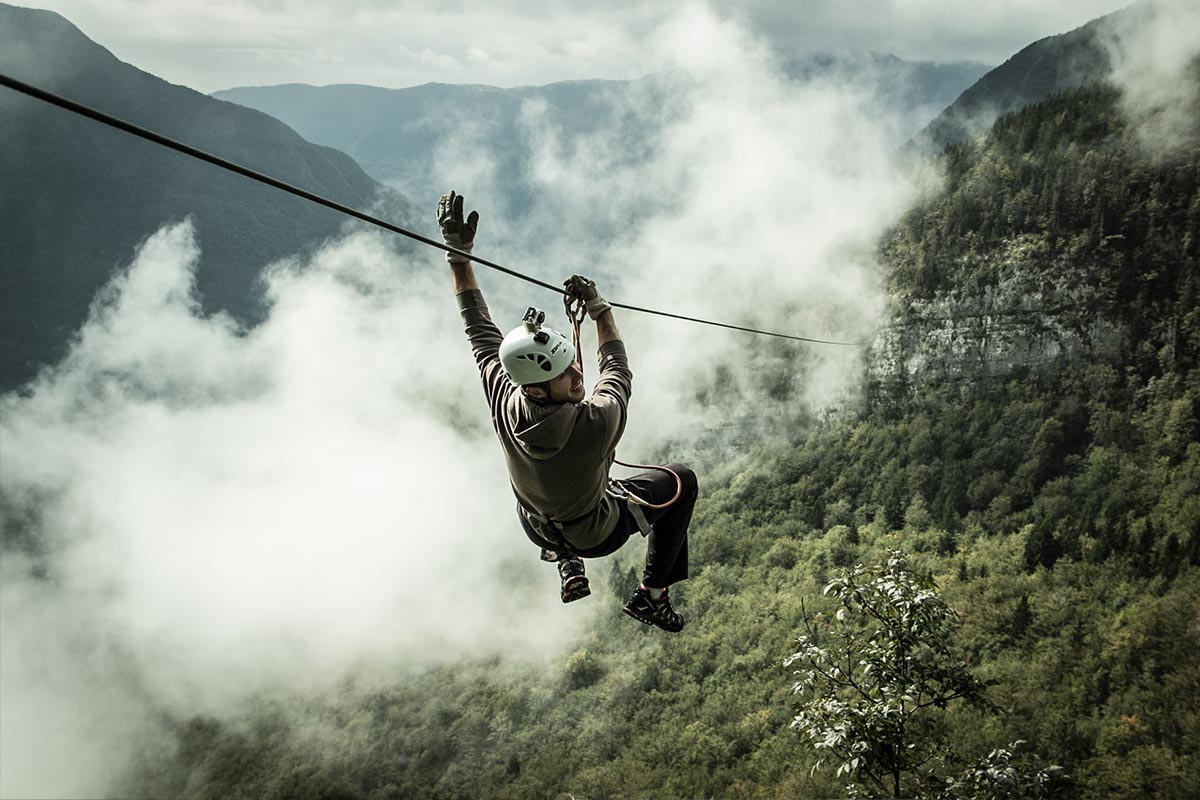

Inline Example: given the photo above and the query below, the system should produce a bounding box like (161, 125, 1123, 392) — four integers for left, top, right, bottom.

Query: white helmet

(500, 307, 576, 385)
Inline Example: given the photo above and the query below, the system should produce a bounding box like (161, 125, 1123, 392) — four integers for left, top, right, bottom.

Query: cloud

(1100, 0, 1200, 154)
(0, 222, 590, 797)
(28, 0, 662, 91)
(1, 558, 160, 799)
(728, 0, 1134, 63)
(27, 0, 1133, 93)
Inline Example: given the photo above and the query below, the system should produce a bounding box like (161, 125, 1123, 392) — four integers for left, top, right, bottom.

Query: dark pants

(519, 464, 698, 588)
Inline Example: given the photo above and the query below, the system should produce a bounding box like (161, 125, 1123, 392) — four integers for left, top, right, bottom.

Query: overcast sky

(25, 0, 1134, 92)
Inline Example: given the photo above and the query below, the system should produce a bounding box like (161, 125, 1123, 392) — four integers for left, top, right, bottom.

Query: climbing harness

(0, 72, 868, 347)
(563, 293, 683, 517)
(516, 498, 592, 550)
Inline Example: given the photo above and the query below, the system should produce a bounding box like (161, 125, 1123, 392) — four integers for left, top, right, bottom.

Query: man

(439, 190, 697, 632)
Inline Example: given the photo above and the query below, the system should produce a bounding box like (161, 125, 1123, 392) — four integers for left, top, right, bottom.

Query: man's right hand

(565, 274, 613, 320)
(437, 191, 479, 264)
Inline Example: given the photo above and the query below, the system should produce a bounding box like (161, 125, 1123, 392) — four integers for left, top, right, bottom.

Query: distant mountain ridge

(212, 54, 990, 209)
(910, 1, 1152, 152)
(783, 52, 991, 139)
(0, 3, 415, 390)
(212, 77, 681, 216)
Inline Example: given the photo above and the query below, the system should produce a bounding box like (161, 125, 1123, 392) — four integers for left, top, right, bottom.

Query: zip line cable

(0, 72, 867, 347)
(0, 74, 557, 293)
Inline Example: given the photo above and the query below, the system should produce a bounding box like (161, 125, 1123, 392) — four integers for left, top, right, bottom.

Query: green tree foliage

(788, 551, 993, 797)
(943, 741, 1065, 800)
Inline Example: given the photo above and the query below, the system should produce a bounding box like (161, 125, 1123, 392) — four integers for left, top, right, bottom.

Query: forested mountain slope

(879, 81, 1198, 394)
(0, 4, 415, 390)
(117, 76, 1200, 800)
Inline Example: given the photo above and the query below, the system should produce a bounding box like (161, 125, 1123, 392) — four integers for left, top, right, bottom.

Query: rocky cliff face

(869, 236, 1127, 395)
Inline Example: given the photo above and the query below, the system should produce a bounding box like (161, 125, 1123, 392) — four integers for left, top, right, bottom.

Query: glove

(564, 274, 612, 320)
(436, 190, 478, 264)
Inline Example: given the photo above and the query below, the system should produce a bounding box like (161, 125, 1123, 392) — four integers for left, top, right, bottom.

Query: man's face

(546, 362, 585, 403)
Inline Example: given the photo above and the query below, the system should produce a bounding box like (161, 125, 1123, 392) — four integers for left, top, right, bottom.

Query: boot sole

(561, 575, 591, 603)
(622, 605, 685, 632)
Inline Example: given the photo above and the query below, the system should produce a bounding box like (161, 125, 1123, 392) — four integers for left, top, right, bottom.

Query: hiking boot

(622, 586, 685, 632)
(558, 556, 591, 603)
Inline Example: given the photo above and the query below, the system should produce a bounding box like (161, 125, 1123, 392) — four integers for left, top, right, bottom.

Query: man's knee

(669, 463, 698, 502)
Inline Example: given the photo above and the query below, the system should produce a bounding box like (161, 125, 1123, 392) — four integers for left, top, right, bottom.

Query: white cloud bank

(0, 224, 587, 797)
(1103, 0, 1200, 153)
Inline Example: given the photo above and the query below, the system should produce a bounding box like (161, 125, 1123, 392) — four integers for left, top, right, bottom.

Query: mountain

(0, 3, 416, 390)
(910, 1, 1156, 152)
(211, 54, 988, 205)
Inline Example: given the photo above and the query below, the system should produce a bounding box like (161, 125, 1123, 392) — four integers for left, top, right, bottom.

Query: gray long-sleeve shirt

(457, 289, 632, 550)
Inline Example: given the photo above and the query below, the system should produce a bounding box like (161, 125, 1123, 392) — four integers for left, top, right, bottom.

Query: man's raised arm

(440, 190, 513, 418)
(594, 306, 621, 348)
(451, 262, 479, 295)
(438, 190, 480, 295)
(565, 275, 630, 418)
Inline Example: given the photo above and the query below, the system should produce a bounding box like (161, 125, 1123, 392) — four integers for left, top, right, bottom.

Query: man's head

(499, 307, 581, 403)
(524, 361, 585, 403)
